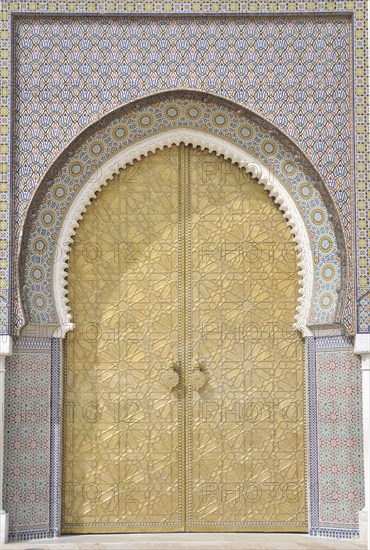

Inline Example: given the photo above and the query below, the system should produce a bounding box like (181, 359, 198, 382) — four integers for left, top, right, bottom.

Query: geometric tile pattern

(49, 338, 61, 538)
(3, 338, 51, 541)
(22, 97, 341, 330)
(12, 14, 353, 234)
(307, 336, 364, 537)
(4, 9, 364, 334)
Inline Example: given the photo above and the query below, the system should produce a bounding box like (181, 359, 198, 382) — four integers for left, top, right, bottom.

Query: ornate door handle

(190, 355, 207, 391)
(161, 358, 180, 390)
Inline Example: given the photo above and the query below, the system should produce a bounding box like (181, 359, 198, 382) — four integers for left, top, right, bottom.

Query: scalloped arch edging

(53, 129, 314, 338)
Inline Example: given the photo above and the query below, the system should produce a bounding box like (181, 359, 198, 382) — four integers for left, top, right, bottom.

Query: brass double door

(62, 145, 307, 533)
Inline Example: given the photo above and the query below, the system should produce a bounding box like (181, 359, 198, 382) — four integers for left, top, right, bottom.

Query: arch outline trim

(53, 128, 314, 338)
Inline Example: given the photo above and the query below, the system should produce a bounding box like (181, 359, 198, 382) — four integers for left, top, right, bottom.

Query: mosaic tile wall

(0, 0, 367, 543)
(308, 336, 364, 537)
(22, 96, 342, 328)
(3, 338, 52, 541)
(7, 10, 362, 334)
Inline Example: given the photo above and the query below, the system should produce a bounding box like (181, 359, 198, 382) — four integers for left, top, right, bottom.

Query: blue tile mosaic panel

(308, 336, 364, 537)
(10, 13, 357, 333)
(0, 2, 367, 336)
(22, 96, 342, 329)
(3, 338, 51, 540)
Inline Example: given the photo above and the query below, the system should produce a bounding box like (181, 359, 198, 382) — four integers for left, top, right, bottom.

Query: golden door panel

(63, 144, 307, 534)
(62, 147, 185, 533)
(187, 148, 307, 532)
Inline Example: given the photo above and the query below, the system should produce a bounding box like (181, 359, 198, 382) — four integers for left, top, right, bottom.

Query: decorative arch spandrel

(18, 92, 346, 336)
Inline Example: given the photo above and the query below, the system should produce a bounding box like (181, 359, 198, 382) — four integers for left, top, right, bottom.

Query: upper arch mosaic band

(6, 12, 362, 334)
(20, 94, 343, 333)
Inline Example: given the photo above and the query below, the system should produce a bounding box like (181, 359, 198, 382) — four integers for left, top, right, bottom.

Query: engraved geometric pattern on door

(63, 145, 307, 533)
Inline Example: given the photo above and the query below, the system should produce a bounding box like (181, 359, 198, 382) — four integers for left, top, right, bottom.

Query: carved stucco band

(53, 129, 314, 338)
